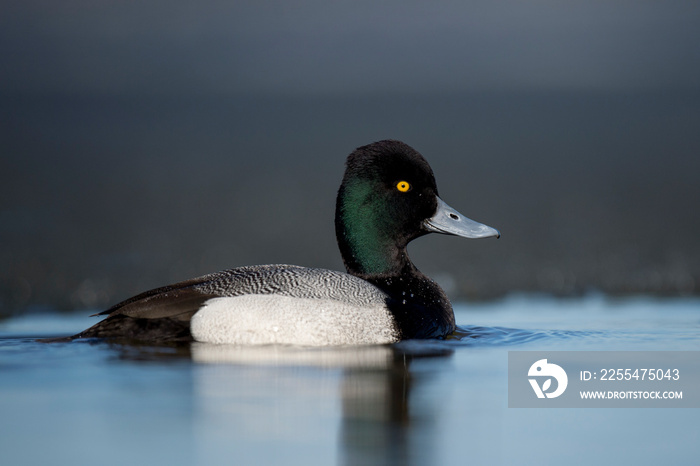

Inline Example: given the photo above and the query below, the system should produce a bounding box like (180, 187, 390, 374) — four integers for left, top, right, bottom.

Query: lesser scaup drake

(67, 140, 499, 345)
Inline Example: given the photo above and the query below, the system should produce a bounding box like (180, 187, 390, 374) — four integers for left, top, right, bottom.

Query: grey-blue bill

(424, 196, 500, 239)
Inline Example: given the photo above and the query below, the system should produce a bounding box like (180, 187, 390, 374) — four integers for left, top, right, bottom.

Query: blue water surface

(1, 294, 699, 466)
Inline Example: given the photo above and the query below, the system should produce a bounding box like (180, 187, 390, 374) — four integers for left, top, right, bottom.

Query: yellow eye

(396, 181, 411, 192)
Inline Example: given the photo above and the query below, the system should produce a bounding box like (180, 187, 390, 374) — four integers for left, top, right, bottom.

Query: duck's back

(200, 265, 389, 305)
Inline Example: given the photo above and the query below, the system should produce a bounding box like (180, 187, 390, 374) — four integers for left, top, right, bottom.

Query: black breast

(368, 273, 455, 339)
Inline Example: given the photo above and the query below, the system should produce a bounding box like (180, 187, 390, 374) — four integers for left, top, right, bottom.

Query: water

(1, 295, 699, 465)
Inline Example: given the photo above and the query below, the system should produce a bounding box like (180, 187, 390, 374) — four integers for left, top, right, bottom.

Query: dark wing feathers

(65, 271, 231, 342)
(93, 271, 226, 317)
(69, 314, 194, 343)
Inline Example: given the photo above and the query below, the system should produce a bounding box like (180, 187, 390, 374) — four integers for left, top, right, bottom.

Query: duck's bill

(424, 197, 500, 239)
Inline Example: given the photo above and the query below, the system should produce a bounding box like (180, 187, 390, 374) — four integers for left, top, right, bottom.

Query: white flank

(190, 295, 400, 346)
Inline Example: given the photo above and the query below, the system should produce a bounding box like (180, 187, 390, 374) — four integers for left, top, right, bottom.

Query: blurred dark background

(1, 1, 699, 315)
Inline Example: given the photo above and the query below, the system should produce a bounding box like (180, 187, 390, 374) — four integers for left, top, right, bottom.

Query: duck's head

(335, 140, 500, 278)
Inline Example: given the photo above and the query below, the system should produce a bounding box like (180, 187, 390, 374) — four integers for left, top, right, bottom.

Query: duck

(67, 140, 500, 346)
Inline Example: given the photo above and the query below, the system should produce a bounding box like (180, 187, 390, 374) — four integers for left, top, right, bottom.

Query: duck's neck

(335, 219, 409, 278)
(335, 183, 409, 278)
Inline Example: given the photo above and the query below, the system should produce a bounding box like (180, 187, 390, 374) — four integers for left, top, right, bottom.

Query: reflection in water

(189, 342, 452, 466)
(191, 343, 397, 369)
(339, 355, 417, 466)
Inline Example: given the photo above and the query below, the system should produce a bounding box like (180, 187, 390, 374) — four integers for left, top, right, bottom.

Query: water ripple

(445, 324, 700, 350)
(449, 325, 600, 346)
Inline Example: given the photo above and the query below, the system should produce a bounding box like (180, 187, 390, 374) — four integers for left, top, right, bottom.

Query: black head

(335, 140, 499, 278)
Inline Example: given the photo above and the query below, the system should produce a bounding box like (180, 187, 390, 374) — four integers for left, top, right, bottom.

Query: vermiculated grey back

(193, 265, 389, 306)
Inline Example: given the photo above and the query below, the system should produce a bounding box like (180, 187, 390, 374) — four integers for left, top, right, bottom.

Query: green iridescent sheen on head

(338, 178, 396, 274)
